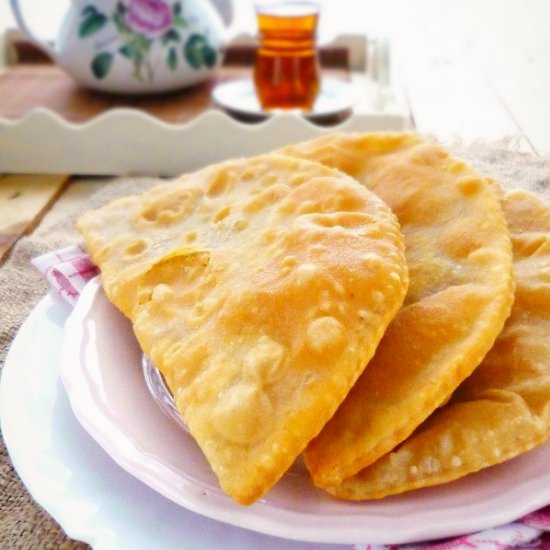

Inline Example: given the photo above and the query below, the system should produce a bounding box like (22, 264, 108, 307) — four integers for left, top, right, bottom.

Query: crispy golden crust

(327, 189, 550, 500)
(77, 154, 408, 504)
(280, 133, 514, 487)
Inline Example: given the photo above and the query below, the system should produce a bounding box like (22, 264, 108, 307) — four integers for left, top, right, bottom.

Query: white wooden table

(390, 0, 549, 154)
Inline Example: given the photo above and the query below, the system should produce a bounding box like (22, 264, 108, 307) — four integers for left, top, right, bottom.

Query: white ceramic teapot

(10, 0, 236, 93)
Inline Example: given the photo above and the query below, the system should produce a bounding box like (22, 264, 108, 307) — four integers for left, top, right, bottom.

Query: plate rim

(0, 295, 101, 547)
(55, 277, 550, 544)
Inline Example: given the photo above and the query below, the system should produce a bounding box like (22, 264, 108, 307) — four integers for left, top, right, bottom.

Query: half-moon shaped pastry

(280, 134, 514, 488)
(77, 153, 408, 504)
(328, 188, 550, 499)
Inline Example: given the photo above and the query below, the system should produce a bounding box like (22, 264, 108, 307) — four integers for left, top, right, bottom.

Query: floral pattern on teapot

(79, 0, 218, 82)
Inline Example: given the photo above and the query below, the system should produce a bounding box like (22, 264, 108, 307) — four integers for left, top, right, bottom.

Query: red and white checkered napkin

(31, 245, 99, 306)
(31, 245, 550, 550)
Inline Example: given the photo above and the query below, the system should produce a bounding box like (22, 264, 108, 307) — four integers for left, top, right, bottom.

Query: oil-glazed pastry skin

(327, 189, 550, 499)
(280, 133, 514, 488)
(77, 153, 409, 504)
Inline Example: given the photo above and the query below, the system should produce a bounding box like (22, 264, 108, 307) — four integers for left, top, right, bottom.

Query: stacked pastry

(77, 133, 550, 505)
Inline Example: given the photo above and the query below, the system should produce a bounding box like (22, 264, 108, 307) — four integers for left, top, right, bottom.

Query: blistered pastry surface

(280, 133, 514, 487)
(77, 153, 408, 504)
(329, 189, 550, 500)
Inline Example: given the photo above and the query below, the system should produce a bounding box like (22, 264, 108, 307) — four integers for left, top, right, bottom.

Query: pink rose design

(126, 0, 173, 38)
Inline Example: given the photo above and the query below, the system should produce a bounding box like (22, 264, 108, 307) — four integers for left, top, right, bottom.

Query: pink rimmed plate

(59, 277, 550, 545)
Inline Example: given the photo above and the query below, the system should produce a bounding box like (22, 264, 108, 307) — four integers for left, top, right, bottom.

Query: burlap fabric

(0, 146, 549, 548)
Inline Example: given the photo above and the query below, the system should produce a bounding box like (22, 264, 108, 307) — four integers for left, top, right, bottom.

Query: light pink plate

(60, 277, 550, 545)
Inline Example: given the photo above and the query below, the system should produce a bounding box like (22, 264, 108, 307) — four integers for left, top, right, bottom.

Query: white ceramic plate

(0, 292, 340, 550)
(52, 277, 550, 545)
(212, 78, 358, 121)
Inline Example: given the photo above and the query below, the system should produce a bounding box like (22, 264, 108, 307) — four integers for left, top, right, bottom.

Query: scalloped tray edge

(0, 108, 408, 175)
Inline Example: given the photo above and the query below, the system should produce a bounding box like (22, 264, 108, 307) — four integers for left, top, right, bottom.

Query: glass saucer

(212, 77, 357, 122)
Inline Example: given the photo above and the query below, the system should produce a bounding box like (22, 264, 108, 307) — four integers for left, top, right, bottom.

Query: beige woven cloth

(0, 146, 549, 548)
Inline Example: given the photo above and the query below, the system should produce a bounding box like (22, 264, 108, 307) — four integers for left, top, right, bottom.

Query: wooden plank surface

(428, 0, 550, 154)
(391, 1, 534, 152)
(0, 174, 69, 263)
(0, 64, 234, 123)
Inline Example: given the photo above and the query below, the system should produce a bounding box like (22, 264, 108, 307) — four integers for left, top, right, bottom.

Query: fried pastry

(280, 133, 514, 487)
(328, 189, 550, 499)
(77, 154, 408, 504)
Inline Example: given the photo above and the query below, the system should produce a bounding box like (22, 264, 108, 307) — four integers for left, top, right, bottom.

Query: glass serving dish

(141, 355, 188, 432)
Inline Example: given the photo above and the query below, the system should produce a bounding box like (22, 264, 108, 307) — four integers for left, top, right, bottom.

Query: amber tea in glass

(254, 2, 321, 111)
